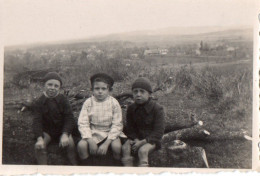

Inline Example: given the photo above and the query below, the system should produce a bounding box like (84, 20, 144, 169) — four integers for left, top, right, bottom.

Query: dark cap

(43, 72, 62, 86)
(132, 77, 152, 93)
(90, 73, 114, 88)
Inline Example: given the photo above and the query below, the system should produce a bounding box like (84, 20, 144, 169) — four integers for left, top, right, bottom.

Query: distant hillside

(87, 27, 253, 44)
(5, 26, 253, 51)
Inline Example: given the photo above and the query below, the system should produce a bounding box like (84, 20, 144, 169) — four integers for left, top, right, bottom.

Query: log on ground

(162, 124, 210, 143)
(149, 140, 209, 168)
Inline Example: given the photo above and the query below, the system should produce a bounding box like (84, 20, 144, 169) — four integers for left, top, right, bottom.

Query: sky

(2, 0, 259, 46)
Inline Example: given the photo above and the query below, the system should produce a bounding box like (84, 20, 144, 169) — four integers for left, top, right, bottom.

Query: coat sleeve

(32, 101, 44, 138)
(145, 105, 165, 144)
(62, 97, 76, 135)
(107, 99, 123, 140)
(125, 105, 138, 140)
(78, 100, 92, 139)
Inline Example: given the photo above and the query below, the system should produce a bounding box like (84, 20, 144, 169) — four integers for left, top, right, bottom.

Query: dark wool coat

(124, 99, 165, 149)
(32, 94, 76, 139)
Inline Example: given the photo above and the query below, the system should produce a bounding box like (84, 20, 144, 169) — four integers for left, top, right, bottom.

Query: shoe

(121, 156, 134, 166)
(138, 161, 149, 167)
(80, 157, 93, 166)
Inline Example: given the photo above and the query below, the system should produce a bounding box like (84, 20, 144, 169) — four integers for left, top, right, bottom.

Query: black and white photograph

(1, 0, 259, 173)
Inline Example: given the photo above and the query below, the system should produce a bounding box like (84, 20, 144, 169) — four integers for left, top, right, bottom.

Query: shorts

(42, 130, 81, 145)
(43, 131, 62, 143)
(97, 137, 128, 146)
(119, 137, 128, 145)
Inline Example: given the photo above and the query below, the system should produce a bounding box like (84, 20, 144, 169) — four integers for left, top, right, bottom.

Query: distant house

(195, 49, 201, 56)
(227, 47, 235, 52)
(159, 49, 168, 55)
(87, 53, 95, 60)
(96, 49, 102, 54)
(144, 49, 168, 56)
(144, 49, 160, 56)
(130, 53, 139, 59)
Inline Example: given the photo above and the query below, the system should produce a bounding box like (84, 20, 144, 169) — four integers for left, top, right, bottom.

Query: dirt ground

(2, 87, 252, 168)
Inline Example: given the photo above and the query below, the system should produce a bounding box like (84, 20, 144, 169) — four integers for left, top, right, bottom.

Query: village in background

(5, 27, 252, 72)
(3, 26, 253, 168)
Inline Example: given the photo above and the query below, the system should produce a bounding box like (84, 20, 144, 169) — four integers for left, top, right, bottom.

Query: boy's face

(93, 81, 110, 101)
(132, 88, 150, 105)
(44, 79, 61, 98)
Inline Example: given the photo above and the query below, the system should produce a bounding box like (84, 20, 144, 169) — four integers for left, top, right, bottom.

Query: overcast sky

(2, 0, 259, 46)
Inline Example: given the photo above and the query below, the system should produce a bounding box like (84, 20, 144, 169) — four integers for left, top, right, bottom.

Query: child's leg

(77, 139, 89, 160)
(137, 143, 156, 167)
(111, 138, 122, 166)
(66, 135, 77, 165)
(121, 140, 134, 166)
(77, 139, 93, 165)
(34, 132, 51, 165)
(111, 138, 121, 160)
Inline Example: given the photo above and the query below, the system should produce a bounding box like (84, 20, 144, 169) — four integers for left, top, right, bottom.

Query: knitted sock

(35, 149, 48, 165)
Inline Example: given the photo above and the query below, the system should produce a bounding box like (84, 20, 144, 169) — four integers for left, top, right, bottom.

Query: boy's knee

(138, 146, 149, 158)
(122, 143, 128, 152)
(67, 137, 76, 149)
(77, 140, 89, 159)
(77, 140, 88, 150)
(122, 140, 130, 150)
(122, 141, 131, 156)
(111, 141, 121, 151)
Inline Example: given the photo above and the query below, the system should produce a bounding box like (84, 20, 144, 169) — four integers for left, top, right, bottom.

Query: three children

(33, 72, 165, 166)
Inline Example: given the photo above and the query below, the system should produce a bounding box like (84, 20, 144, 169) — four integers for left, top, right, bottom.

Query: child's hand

(97, 143, 109, 155)
(59, 133, 69, 148)
(134, 139, 139, 142)
(35, 137, 45, 149)
(129, 139, 135, 145)
(87, 138, 98, 155)
(132, 139, 145, 153)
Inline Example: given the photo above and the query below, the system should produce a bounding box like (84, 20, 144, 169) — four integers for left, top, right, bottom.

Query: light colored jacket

(78, 95, 126, 143)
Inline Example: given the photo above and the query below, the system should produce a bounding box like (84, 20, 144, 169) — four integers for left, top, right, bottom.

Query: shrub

(191, 67, 223, 101)
(175, 65, 194, 90)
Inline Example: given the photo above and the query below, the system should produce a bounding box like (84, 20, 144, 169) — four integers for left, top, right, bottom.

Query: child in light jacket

(77, 73, 126, 166)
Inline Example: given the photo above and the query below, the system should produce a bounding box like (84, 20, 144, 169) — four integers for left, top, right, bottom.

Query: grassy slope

(2, 56, 252, 168)
(2, 88, 252, 168)
(157, 90, 252, 168)
(3, 72, 252, 168)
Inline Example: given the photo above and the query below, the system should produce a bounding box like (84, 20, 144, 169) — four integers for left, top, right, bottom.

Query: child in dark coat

(33, 72, 77, 165)
(122, 77, 165, 167)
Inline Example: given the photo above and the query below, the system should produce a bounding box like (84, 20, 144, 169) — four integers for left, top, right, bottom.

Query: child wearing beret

(122, 77, 165, 167)
(33, 72, 77, 165)
(77, 73, 126, 166)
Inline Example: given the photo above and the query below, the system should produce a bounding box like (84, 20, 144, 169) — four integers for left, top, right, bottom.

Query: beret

(90, 73, 114, 87)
